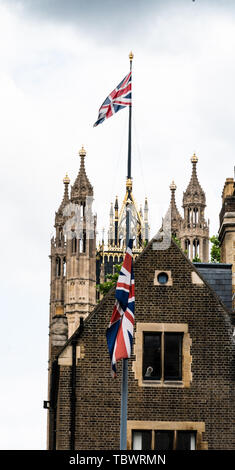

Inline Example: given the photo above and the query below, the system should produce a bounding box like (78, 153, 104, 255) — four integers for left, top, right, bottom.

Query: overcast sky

(1, 0, 235, 450)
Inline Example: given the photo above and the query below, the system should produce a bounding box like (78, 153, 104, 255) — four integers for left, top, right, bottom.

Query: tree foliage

(210, 235, 221, 263)
(172, 234, 181, 248)
(192, 254, 202, 263)
(97, 264, 122, 296)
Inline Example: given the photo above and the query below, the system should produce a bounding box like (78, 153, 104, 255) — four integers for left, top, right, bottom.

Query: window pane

(155, 431, 174, 450)
(143, 333, 161, 380)
(164, 333, 182, 380)
(176, 431, 196, 450)
(132, 431, 152, 450)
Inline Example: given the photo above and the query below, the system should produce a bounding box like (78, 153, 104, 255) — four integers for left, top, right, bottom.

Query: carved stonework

(169, 154, 209, 262)
(51, 315, 68, 346)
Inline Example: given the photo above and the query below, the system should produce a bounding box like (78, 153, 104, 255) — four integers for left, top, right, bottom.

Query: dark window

(132, 429, 197, 450)
(72, 236, 77, 254)
(164, 333, 182, 380)
(155, 431, 174, 450)
(132, 431, 152, 450)
(176, 431, 196, 450)
(56, 257, 61, 277)
(157, 272, 168, 285)
(81, 230, 86, 253)
(143, 333, 161, 380)
(143, 332, 183, 382)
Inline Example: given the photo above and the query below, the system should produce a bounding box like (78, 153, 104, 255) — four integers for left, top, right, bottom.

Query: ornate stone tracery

(168, 154, 209, 262)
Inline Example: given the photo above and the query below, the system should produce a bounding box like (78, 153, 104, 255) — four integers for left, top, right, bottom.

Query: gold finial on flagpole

(129, 51, 134, 61)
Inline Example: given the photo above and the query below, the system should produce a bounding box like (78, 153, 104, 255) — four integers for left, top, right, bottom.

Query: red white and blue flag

(93, 72, 132, 127)
(106, 239, 135, 377)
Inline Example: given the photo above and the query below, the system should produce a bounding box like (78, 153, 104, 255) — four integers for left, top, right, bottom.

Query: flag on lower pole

(93, 72, 132, 127)
(106, 239, 135, 377)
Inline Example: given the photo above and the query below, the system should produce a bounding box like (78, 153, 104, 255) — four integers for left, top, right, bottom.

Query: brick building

(47, 237, 235, 450)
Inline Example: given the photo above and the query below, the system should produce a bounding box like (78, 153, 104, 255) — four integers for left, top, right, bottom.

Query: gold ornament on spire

(170, 180, 177, 191)
(79, 146, 86, 157)
(63, 173, 70, 184)
(191, 153, 198, 163)
(129, 51, 134, 61)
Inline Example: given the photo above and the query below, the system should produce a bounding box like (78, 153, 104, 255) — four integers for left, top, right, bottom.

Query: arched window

(193, 239, 199, 258)
(82, 229, 86, 253)
(56, 257, 61, 277)
(72, 236, 77, 254)
(193, 208, 198, 225)
(63, 257, 66, 276)
(58, 229, 63, 247)
(187, 208, 191, 227)
(81, 201, 85, 217)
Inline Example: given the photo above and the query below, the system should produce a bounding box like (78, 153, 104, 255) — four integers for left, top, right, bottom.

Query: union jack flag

(93, 72, 132, 127)
(106, 239, 135, 377)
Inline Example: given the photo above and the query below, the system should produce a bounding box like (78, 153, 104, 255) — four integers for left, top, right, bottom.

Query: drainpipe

(49, 359, 59, 450)
(70, 318, 84, 450)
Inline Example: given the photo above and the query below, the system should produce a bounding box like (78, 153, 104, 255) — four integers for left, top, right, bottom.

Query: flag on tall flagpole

(106, 239, 135, 377)
(93, 72, 132, 127)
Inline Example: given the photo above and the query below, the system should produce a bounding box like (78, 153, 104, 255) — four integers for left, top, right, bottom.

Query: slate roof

(193, 262, 232, 311)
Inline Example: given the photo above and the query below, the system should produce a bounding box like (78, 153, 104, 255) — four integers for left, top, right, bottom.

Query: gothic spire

(169, 181, 182, 237)
(114, 196, 119, 246)
(71, 146, 93, 203)
(179, 154, 209, 262)
(55, 173, 70, 223)
(183, 153, 206, 206)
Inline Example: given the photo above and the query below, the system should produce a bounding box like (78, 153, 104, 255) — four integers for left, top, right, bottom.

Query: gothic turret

(71, 146, 93, 203)
(108, 203, 114, 246)
(178, 154, 209, 261)
(169, 181, 183, 239)
(49, 146, 97, 349)
(144, 197, 149, 243)
(50, 174, 70, 326)
(65, 147, 96, 337)
(114, 196, 119, 246)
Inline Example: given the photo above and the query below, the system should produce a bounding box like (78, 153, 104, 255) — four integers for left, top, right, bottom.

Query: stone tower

(47, 146, 96, 449)
(49, 146, 96, 349)
(168, 154, 209, 262)
(218, 174, 235, 308)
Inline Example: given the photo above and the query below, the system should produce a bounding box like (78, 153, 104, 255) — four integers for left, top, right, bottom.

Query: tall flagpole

(120, 51, 133, 451)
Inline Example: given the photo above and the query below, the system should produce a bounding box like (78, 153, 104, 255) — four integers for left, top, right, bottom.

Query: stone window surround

(154, 270, 173, 286)
(127, 421, 208, 450)
(132, 323, 192, 388)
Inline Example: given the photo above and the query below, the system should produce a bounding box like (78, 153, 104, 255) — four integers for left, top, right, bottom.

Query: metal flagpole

(120, 51, 133, 451)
